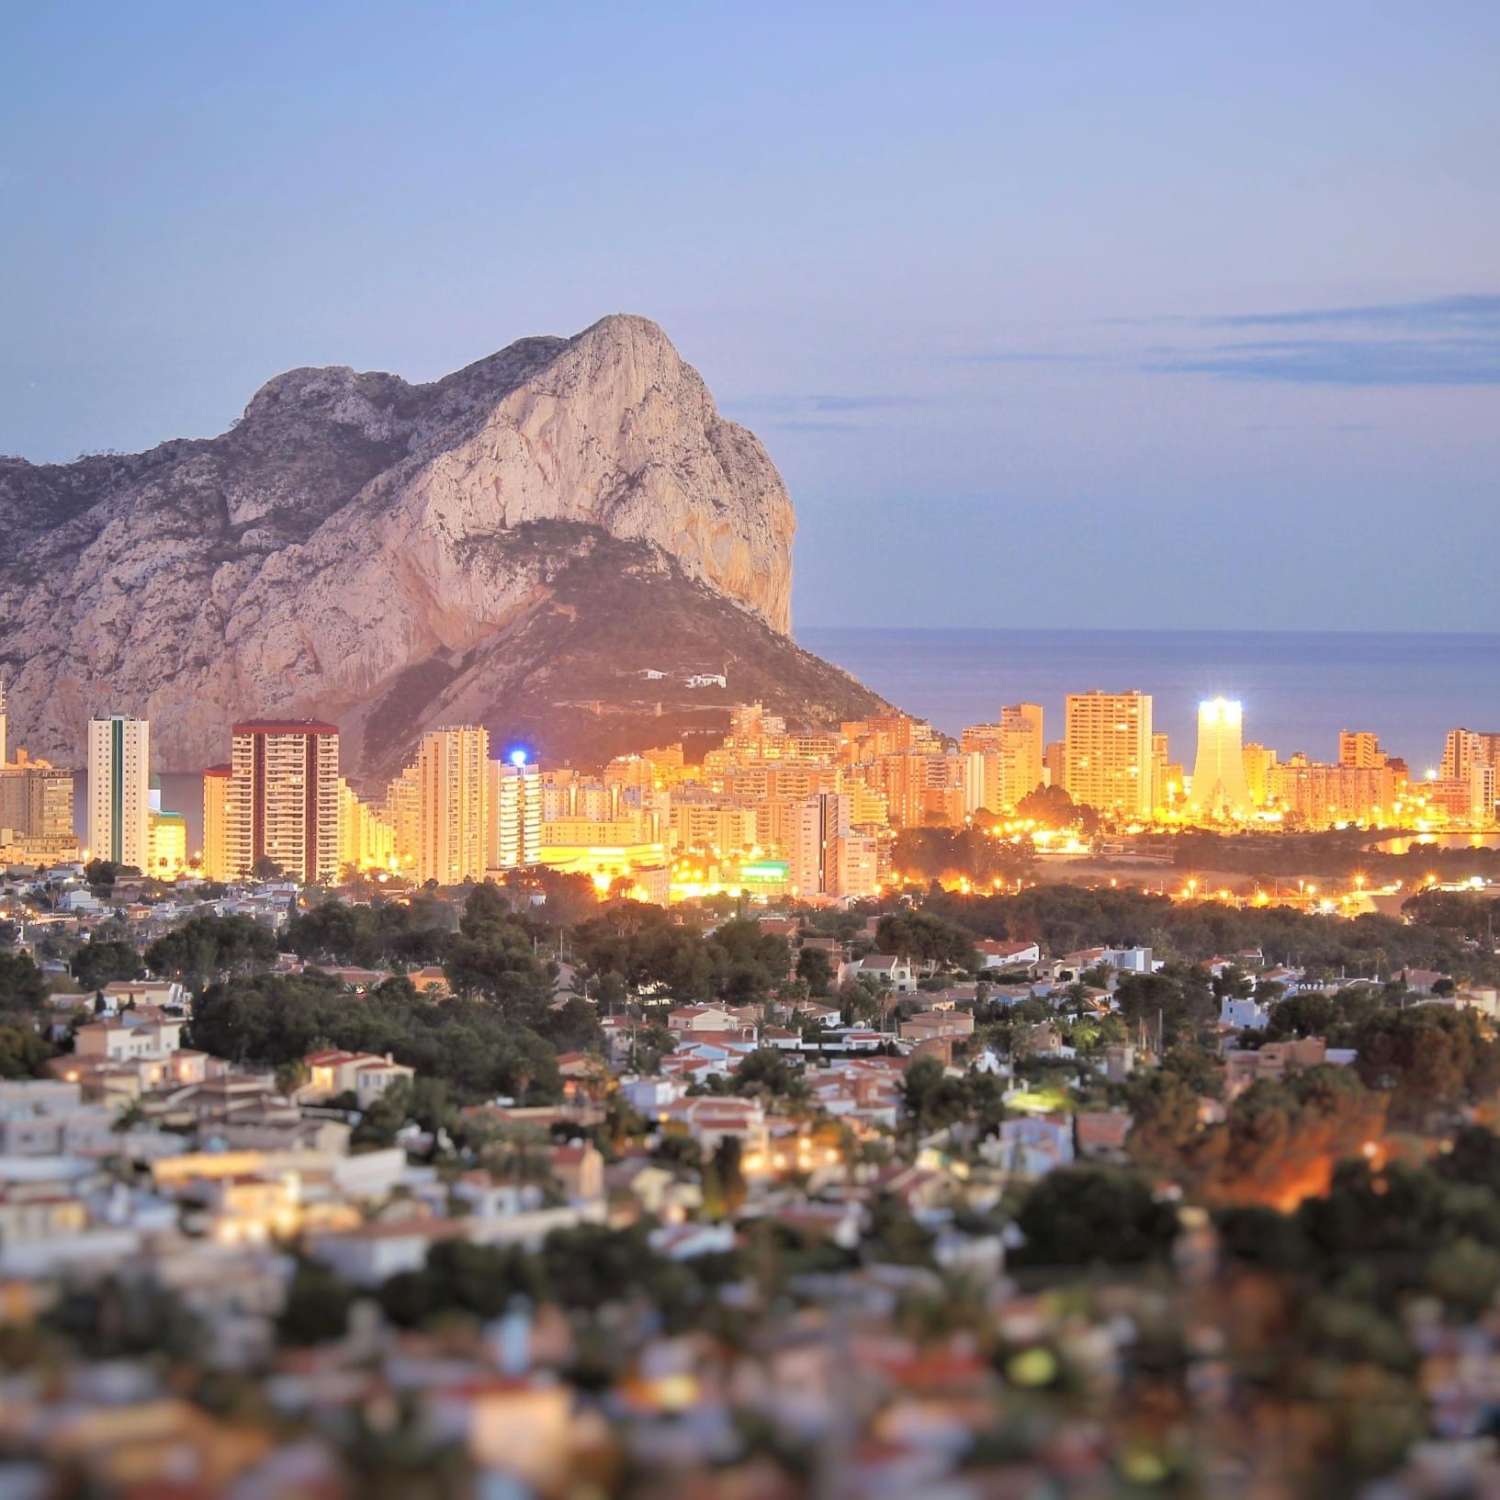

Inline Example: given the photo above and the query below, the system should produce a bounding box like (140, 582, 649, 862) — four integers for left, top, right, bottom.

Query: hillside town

(5, 797, 1500, 1494)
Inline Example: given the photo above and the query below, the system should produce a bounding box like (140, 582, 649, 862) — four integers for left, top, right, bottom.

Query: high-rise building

(833, 830, 880, 900)
(227, 720, 340, 883)
(1043, 739, 1066, 791)
(1267, 756, 1398, 829)
(338, 778, 397, 873)
(960, 748, 998, 816)
(1242, 742, 1278, 807)
(0, 751, 74, 849)
(790, 792, 851, 899)
(87, 715, 150, 869)
(202, 765, 232, 880)
(1441, 729, 1500, 783)
(1339, 730, 1386, 769)
(412, 726, 490, 886)
(0, 676, 7, 768)
(999, 704, 1044, 807)
(491, 750, 543, 870)
(1064, 691, 1154, 819)
(1187, 698, 1250, 820)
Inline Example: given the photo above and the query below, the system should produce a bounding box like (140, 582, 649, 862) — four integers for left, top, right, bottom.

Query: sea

(798, 628, 1500, 774)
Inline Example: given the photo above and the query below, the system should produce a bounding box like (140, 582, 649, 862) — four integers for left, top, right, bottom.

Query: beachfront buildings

(86, 715, 150, 870)
(1063, 691, 1154, 819)
(1188, 698, 1250, 821)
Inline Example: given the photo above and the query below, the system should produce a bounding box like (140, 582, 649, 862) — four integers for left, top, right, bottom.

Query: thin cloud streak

(1214, 293, 1500, 329)
(1148, 337, 1500, 386)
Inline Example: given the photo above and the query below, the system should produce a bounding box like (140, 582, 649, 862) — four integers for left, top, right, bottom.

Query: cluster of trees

(911, 883, 1499, 985)
(1130, 1064, 1387, 1206)
(281, 895, 458, 968)
(1014, 784, 1099, 833)
(891, 827, 1035, 886)
(145, 914, 279, 988)
(189, 971, 564, 1102)
(873, 909, 976, 968)
(571, 904, 791, 1004)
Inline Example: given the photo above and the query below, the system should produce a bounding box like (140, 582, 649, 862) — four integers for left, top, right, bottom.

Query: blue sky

(3, 2, 1497, 631)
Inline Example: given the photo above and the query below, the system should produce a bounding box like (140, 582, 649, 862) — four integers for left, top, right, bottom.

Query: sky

(2, 2, 1498, 633)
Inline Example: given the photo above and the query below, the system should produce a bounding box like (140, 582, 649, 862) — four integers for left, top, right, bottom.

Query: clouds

(1149, 294, 1500, 385)
(1212, 294, 1500, 330)
(1147, 335, 1500, 386)
(961, 294, 1500, 387)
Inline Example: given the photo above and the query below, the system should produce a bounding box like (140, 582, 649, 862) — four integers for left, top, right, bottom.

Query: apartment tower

(491, 750, 543, 870)
(201, 764, 232, 880)
(414, 726, 490, 886)
(87, 715, 151, 869)
(227, 720, 340, 883)
(1063, 691, 1154, 818)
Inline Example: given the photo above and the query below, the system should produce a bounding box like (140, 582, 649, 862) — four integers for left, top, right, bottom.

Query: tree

(1125, 1069, 1202, 1170)
(0, 951, 47, 1013)
(251, 856, 285, 881)
(0, 1024, 50, 1078)
(875, 910, 976, 968)
(796, 946, 834, 996)
(1012, 1165, 1179, 1267)
(902, 1054, 969, 1135)
(145, 913, 278, 988)
(83, 858, 124, 890)
(702, 1137, 748, 1219)
(72, 939, 145, 992)
(1356, 1006, 1500, 1122)
(277, 1260, 354, 1345)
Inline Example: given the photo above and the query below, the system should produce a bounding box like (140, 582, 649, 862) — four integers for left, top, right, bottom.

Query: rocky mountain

(0, 315, 887, 784)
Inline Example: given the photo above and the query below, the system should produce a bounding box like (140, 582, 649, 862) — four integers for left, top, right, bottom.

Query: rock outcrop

(0, 315, 887, 781)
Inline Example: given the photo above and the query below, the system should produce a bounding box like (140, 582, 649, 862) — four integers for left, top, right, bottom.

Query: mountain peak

(0, 316, 869, 777)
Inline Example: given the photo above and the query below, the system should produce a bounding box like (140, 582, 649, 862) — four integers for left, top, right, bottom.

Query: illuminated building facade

(1242, 742, 1278, 807)
(1187, 698, 1250, 820)
(339, 778, 396, 872)
(492, 751, 542, 870)
(1064, 691, 1154, 818)
(148, 809, 187, 877)
(790, 792, 850, 898)
(87, 715, 150, 869)
(201, 765, 232, 880)
(414, 726, 490, 886)
(999, 703, 1044, 807)
(1267, 756, 1398, 829)
(227, 720, 340, 883)
(1441, 728, 1500, 783)
(1339, 730, 1386, 769)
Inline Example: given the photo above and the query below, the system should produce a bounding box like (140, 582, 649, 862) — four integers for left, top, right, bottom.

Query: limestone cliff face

(0, 316, 880, 778)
